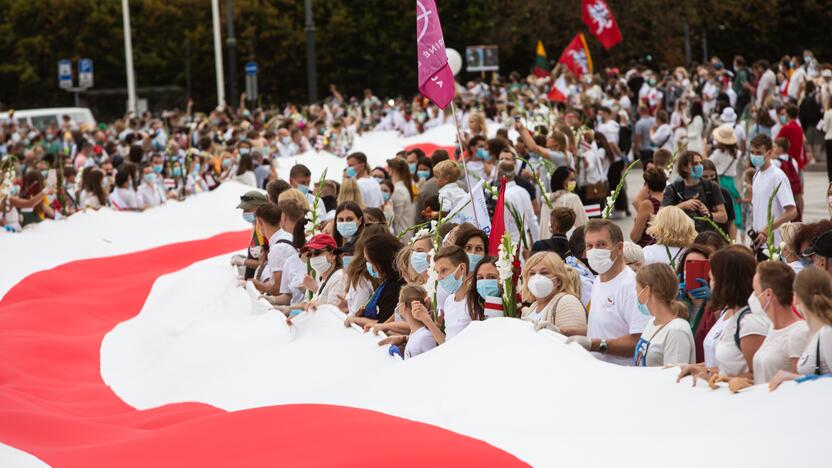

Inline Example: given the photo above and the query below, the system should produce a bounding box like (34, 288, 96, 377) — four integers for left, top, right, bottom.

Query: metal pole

(304, 0, 318, 103)
(683, 19, 691, 68)
(121, 0, 137, 115)
(185, 37, 192, 99)
(225, 0, 238, 108)
(211, 0, 226, 108)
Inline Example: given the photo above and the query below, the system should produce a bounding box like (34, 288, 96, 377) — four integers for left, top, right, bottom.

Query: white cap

(720, 107, 737, 124)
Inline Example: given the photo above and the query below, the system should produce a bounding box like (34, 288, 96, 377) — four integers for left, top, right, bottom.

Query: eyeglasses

(240, 195, 259, 202)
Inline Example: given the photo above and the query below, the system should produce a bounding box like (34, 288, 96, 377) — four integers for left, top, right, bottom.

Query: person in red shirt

(776, 103, 806, 219)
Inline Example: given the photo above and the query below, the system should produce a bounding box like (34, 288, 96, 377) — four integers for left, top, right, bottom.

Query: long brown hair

(794, 267, 832, 326)
(387, 158, 414, 201)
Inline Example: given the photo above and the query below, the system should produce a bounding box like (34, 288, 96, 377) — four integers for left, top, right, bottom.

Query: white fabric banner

(450, 180, 492, 236)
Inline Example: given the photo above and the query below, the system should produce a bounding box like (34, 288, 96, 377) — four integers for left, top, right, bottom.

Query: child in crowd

(532, 207, 575, 259)
(398, 285, 444, 359)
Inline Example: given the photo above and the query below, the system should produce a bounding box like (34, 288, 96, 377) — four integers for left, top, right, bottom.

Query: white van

(0, 107, 97, 132)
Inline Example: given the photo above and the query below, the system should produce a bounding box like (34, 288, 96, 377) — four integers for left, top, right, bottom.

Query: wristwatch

(599, 339, 608, 354)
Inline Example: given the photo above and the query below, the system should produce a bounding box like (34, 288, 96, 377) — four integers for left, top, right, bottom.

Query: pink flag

(417, 0, 455, 109)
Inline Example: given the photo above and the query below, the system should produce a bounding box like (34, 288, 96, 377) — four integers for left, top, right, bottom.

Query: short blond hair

(520, 251, 580, 302)
(433, 160, 461, 182)
(278, 188, 310, 209)
(646, 206, 696, 247)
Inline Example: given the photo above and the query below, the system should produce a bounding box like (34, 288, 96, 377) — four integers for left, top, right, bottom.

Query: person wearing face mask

(275, 128, 299, 158)
(288, 164, 325, 219)
(565, 220, 649, 365)
(746, 261, 809, 385)
(661, 151, 727, 233)
(769, 267, 832, 390)
(449, 224, 488, 272)
(434, 246, 474, 340)
(748, 135, 797, 254)
(497, 159, 539, 246)
(291, 234, 347, 313)
(521, 252, 587, 336)
(539, 166, 587, 241)
(466, 256, 502, 320)
(345, 152, 383, 208)
(803, 229, 832, 279)
(463, 135, 490, 182)
(344, 231, 404, 329)
(332, 202, 364, 251)
(137, 163, 166, 208)
(231, 191, 269, 280)
(632, 263, 696, 367)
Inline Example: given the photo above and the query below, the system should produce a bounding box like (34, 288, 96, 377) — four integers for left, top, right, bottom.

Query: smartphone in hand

(684, 259, 710, 293)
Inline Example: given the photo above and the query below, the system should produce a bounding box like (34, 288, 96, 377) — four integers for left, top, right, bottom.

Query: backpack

(733, 306, 752, 349)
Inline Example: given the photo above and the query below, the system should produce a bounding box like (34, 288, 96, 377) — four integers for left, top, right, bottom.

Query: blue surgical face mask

(690, 164, 703, 180)
(193, 163, 201, 173)
(438, 266, 463, 295)
(153, 164, 163, 174)
(222, 159, 232, 169)
(382, 191, 390, 202)
(637, 287, 651, 316)
(750, 154, 765, 168)
(337, 221, 358, 238)
(408, 163, 417, 174)
(172, 166, 182, 177)
(342, 255, 353, 269)
(476, 279, 500, 299)
(345, 166, 357, 178)
(373, 176, 384, 184)
(240, 147, 250, 155)
(40, 170, 49, 178)
(366, 262, 379, 278)
(144, 173, 157, 184)
(467, 253, 484, 270)
(780, 115, 787, 124)
(296, 183, 310, 195)
(242, 212, 256, 224)
(476, 148, 489, 160)
(410, 251, 429, 273)
(417, 170, 430, 180)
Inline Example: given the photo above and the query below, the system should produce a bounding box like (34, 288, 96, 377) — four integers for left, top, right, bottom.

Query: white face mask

(587, 247, 616, 274)
(310, 255, 331, 274)
(528, 274, 556, 299)
(249, 246, 263, 259)
(748, 291, 770, 318)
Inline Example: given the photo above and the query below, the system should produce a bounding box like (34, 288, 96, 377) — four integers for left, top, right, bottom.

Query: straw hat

(712, 123, 738, 146)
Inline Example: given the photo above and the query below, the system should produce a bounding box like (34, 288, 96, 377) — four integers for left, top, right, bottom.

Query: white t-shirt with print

(715, 309, 770, 376)
(404, 326, 437, 359)
(443, 294, 472, 340)
(635, 317, 696, 367)
(796, 326, 832, 376)
(753, 320, 810, 384)
(587, 267, 648, 365)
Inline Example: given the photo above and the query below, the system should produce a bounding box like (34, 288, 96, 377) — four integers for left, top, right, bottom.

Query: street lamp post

(226, 0, 238, 108)
(304, 0, 318, 103)
(121, 0, 137, 115)
(211, 0, 226, 108)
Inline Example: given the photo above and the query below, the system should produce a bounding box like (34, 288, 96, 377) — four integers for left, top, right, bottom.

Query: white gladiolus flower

(771, 253, 780, 262)
(304, 221, 314, 233)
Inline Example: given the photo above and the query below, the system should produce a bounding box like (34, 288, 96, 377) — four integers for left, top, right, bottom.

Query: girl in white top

(633, 263, 696, 367)
(434, 246, 473, 340)
(677, 247, 764, 385)
(137, 168, 166, 208)
(686, 103, 706, 155)
(642, 206, 696, 266)
(520, 252, 587, 336)
(394, 285, 444, 359)
(750, 261, 809, 385)
(298, 238, 347, 312)
(78, 168, 109, 210)
(770, 267, 832, 390)
(386, 158, 416, 242)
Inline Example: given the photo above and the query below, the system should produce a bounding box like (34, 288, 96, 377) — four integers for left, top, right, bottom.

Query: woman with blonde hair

(642, 206, 696, 266)
(521, 251, 587, 336)
(337, 178, 365, 209)
(467, 112, 488, 138)
(278, 188, 311, 210)
(633, 263, 696, 366)
(395, 234, 432, 286)
(769, 267, 832, 390)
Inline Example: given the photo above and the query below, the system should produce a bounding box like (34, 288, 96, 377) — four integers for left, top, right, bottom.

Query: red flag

(488, 177, 507, 256)
(581, 0, 622, 50)
(547, 76, 568, 102)
(558, 33, 593, 77)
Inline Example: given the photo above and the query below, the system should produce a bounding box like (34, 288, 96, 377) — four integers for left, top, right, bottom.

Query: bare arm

(709, 203, 728, 223)
(630, 199, 652, 243)
(590, 334, 641, 358)
(772, 206, 797, 230)
(515, 121, 548, 156)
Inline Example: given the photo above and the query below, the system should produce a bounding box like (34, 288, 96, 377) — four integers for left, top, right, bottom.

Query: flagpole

(449, 100, 480, 228)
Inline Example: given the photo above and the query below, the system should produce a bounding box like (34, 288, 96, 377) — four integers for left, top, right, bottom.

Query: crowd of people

(2, 50, 832, 391)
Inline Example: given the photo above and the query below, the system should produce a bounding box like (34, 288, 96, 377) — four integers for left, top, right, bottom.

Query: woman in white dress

(686, 101, 706, 155)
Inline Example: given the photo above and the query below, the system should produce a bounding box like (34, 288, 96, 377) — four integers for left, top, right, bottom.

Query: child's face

(773, 145, 785, 156)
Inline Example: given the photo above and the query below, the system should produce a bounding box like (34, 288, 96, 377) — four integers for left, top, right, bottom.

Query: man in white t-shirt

(499, 160, 539, 245)
(345, 152, 383, 208)
(252, 201, 302, 298)
(289, 164, 325, 219)
(749, 134, 797, 250)
(596, 107, 620, 147)
(566, 220, 649, 365)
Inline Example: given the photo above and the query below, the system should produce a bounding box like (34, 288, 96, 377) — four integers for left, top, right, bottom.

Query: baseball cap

(300, 234, 337, 254)
(803, 230, 832, 258)
(236, 190, 268, 210)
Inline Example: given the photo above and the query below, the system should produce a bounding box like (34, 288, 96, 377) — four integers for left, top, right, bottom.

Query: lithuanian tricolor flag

(532, 40, 550, 78)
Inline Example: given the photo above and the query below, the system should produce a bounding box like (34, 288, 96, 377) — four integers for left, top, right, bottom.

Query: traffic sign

(78, 58, 94, 88)
(58, 59, 72, 89)
(245, 62, 258, 76)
